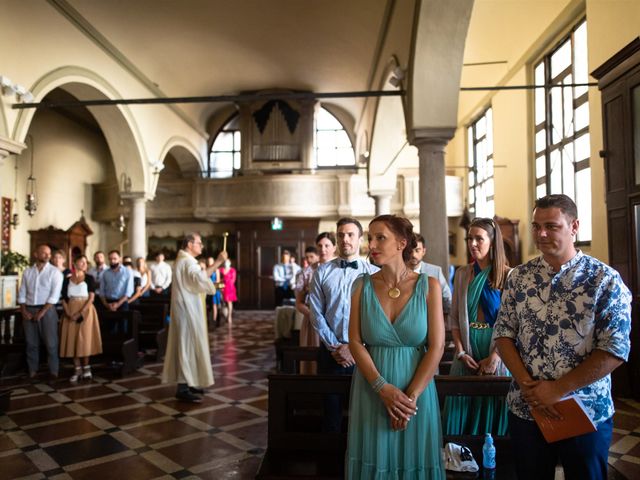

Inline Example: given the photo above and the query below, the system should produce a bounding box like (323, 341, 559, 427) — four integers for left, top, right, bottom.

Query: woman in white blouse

(60, 255, 103, 382)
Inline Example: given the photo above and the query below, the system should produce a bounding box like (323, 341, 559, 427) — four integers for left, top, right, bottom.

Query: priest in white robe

(162, 232, 227, 403)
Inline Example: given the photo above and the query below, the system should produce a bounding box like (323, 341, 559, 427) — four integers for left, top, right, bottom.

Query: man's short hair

(534, 194, 578, 220)
(282, 249, 291, 256)
(414, 233, 426, 247)
(108, 249, 120, 257)
(336, 217, 363, 237)
(94, 250, 104, 257)
(181, 232, 199, 249)
(304, 246, 318, 255)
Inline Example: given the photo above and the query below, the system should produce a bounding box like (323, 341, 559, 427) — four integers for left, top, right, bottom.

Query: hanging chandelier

(25, 135, 37, 217)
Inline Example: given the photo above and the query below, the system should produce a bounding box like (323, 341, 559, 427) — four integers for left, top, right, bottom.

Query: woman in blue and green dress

(443, 217, 511, 436)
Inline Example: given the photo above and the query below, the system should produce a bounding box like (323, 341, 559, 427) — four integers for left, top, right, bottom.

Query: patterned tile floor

(0, 311, 274, 480)
(0, 310, 638, 479)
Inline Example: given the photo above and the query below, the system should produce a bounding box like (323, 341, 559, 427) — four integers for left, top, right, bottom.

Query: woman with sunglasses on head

(443, 217, 511, 436)
(347, 215, 445, 479)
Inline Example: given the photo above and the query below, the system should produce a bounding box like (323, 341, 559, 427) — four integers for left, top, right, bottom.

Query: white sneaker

(82, 366, 92, 380)
(70, 368, 81, 383)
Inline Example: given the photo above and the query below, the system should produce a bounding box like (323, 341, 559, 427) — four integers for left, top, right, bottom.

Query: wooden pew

(97, 310, 141, 376)
(278, 345, 320, 374)
(437, 376, 514, 478)
(256, 374, 351, 479)
(257, 374, 516, 479)
(130, 300, 169, 353)
(0, 308, 25, 377)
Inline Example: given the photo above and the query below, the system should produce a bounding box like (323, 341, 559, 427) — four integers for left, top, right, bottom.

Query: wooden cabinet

(28, 216, 93, 262)
(592, 37, 640, 399)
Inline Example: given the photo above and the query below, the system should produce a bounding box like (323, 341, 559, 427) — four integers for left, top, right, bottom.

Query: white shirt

(18, 262, 63, 306)
(151, 261, 172, 289)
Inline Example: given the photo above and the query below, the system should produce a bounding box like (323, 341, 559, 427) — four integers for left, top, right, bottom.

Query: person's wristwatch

(456, 351, 467, 360)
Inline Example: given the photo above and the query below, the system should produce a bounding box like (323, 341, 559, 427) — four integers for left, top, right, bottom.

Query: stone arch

(12, 66, 148, 194)
(158, 136, 203, 177)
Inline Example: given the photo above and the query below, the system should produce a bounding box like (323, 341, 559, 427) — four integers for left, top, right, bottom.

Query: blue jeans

(508, 412, 613, 480)
(23, 306, 59, 375)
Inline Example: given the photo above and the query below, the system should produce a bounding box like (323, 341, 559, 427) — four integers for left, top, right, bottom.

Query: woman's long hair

(468, 217, 509, 289)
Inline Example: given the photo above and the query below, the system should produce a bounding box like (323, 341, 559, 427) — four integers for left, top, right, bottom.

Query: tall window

(208, 114, 241, 178)
(534, 19, 591, 241)
(467, 108, 495, 218)
(314, 107, 355, 167)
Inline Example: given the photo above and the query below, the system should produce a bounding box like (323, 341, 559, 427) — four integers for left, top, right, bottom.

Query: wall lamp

(0, 75, 34, 103)
(388, 66, 406, 88)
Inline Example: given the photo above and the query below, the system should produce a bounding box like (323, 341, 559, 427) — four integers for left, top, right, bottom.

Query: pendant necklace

(382, 269, 408, 299)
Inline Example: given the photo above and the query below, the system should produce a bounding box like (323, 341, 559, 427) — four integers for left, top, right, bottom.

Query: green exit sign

(271, 217, 283, 230)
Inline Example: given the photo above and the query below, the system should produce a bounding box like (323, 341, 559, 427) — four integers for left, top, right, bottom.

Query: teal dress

(346, 274, 445, 480)
(443, 264, 510, 436)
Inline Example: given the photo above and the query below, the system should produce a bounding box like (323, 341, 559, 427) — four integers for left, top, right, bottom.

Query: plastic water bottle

(482, 433, 496, 476)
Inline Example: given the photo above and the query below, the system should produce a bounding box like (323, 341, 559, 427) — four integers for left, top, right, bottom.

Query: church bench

(278, 345, 320, 374)
(97, 310, 142, 376)
(257, 374, 516, 479)
(130, 301, 169, 354)
(0, 308, 26, 377)
(256, 374, 351, 479)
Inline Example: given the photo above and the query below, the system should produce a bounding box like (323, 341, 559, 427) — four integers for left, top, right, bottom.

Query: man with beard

(18, 244, 63, 379)
(309, 217, 378, 430)
(408, 233, 452, 314)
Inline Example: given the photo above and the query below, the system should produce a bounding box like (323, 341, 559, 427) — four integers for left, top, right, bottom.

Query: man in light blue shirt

(309, 217, 378, 431)
(309, 217, 379, 373)
(408, 233, 452, 314)
(100, 250, 134, 311)
(273, 249, 295, 306)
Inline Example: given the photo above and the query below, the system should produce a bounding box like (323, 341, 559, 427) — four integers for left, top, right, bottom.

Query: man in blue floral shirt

(493, 194, 631, 480)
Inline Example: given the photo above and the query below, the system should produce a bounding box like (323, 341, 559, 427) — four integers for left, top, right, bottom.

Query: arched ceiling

(60, 0, 403, 131)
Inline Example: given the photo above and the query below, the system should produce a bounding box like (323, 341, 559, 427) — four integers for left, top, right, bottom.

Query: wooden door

(233, 219, 319, 309)
(593, 39, 640, 399)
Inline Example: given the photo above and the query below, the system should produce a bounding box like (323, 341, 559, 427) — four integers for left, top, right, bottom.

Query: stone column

(370, 190, 395, 216)
(411, 129, 454, 274)
(127, 195, 147, 259)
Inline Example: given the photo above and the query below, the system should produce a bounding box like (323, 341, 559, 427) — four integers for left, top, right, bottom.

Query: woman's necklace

(382, 268, 408, 299)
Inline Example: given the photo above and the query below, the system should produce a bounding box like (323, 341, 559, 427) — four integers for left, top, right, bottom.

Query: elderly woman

(443, 217, 511, 435)
(60, 255, 102, 382)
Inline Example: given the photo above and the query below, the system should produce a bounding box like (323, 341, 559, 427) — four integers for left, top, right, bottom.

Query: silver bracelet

(456, 351, 467, 360)
(371, 375, 386, 393)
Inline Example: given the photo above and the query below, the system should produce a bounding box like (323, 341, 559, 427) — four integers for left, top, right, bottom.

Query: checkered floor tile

(1, 310, 638, 479)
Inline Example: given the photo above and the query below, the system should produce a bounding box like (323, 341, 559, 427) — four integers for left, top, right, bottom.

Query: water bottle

(482, 433, 496, 476)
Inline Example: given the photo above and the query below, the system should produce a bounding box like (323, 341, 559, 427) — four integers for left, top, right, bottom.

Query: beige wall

(0, 108, 115, 258)
(449, 0, 640, 266)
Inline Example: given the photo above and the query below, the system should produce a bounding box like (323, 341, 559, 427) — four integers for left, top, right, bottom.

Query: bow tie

(340, 259, 359, 269)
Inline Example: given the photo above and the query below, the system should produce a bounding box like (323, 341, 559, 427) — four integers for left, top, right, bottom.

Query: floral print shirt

(493, 251, 631, 424)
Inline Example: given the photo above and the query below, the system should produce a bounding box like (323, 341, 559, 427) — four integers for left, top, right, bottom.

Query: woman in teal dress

(443, 217, 511, 436)
(347, 214, 446, 479)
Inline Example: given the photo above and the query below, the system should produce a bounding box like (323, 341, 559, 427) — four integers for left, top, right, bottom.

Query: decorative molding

(46, 0, 206, 138)
(408, 127, 456, 146)
(0, 137, 26, 167)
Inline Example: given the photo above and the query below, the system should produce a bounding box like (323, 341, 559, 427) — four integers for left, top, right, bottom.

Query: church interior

(1, 0, 640, 478)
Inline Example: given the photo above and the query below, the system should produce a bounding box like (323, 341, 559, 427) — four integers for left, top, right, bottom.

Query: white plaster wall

(0, 2, 206, 197)
(4, 108, 112, 258)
